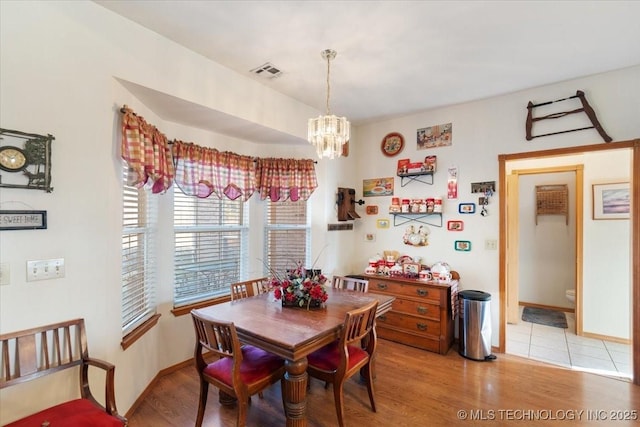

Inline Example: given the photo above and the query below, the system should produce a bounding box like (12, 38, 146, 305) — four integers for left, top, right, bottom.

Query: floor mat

(522, 306, 568, 328)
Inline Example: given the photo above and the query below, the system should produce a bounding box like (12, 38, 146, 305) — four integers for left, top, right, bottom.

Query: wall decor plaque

(0, 210, 47, 230)
(0, 128, 54, 192)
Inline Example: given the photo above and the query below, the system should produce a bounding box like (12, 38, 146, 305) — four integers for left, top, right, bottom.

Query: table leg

(282, 357, 308, 427)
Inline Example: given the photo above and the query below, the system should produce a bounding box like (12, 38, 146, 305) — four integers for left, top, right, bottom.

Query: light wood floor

(126, 339, 639, 426)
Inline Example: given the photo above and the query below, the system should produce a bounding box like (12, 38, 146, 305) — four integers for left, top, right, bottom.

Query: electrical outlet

(485, 239, 498, 250)
(26, 258, 65, 282)
(0, 263, 9, 285)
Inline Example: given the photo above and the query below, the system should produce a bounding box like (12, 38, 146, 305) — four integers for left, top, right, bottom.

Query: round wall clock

(381, 132, 404, 157)
(0, 146, 28, 172)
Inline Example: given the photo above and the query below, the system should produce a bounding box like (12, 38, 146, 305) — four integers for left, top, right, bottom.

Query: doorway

(497, 139, 639, 386)
(506, 165, 582, 332)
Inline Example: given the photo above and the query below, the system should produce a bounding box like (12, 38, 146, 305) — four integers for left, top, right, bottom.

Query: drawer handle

(417, 289, 429, 297)
(378, 315, 387, 322)
(417, 306, 428, 315)
(376, 283, 388, 291)
(416, 323, 428, 331)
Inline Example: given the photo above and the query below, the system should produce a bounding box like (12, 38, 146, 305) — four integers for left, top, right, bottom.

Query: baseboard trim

(519, 301, 575, 314)
(582, 331, 631, 345)
(124, 357, 194, 419)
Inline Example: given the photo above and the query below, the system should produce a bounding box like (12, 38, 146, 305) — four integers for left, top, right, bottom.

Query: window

(264, 200, 310, 275)
(173, 188, 247, 306)
(121, 166, 157, 336)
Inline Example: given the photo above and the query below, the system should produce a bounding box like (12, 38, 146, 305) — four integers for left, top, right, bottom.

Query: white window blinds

(264, 200, 310, 275)
(173, 188, 247, 306)
(121, 166, 157, 336)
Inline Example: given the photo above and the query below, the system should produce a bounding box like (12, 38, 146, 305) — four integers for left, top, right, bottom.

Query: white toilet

(566, 289, 575, 303)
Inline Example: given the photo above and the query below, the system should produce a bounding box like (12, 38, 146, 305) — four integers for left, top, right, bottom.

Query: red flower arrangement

(268, 262, 328, 309)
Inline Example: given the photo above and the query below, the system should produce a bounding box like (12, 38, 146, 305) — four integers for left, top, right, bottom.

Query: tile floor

(506, 307, 632, 380)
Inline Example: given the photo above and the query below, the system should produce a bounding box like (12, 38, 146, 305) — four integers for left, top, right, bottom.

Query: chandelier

(308, 49, 350, 159)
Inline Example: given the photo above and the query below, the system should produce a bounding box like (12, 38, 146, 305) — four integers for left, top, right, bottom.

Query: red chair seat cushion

(203, 345, 283, 387)
(307, 341, 368, 372)
(5, 398, 124, 427)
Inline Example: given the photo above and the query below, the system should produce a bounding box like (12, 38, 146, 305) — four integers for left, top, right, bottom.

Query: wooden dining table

(193, 287, 395, 427)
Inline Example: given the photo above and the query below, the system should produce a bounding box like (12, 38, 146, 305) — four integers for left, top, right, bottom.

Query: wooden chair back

(0, 318, 125, 423)
(190, 310, 285, 426)
(341, 299, 378, 349)
(230, 277, 268, 301)
(332, 275, 369, 292)
(306, 299, 379, 427)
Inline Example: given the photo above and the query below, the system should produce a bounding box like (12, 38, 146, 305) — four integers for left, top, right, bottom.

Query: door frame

(506, 165, 583, 333)
(498, 138, 639, 386)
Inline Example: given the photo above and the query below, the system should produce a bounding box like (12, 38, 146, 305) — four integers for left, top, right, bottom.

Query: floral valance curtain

(172, 141, 256, 201)
(256, 158, 318, 202)
(120, 107, 174, 194)
(120, 106, 317, 202)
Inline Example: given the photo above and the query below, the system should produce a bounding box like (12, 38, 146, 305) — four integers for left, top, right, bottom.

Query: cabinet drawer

(377, 326, 441, 353)
(392, 298, 440, 320)
(377, 311, 440, 336)
(369, 279, 441, 302)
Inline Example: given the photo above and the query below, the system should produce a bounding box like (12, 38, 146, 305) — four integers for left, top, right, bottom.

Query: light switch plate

(26, 258, 65, 281)
(0, 263, 9, 285)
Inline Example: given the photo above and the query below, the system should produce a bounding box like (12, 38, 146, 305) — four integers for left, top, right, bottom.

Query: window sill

(121, 313, 161, 350)
(171, 295, 231, 317)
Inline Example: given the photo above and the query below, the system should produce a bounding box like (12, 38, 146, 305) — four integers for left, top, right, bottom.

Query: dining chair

(190, 310, 286, 427)
(306, 299, 379, 427)
(331, 275, 369, 292)
(230, 277, 269, 301)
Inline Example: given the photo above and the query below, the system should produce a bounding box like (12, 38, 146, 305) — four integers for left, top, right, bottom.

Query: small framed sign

(447, 220, 464, 231)
(0, 210, 47, 230)
(454, 240, 471, 252)
(458, 203, 476, 214)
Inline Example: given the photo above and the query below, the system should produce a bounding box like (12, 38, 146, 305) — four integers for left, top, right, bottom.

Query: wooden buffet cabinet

(364, 274, 456, 354)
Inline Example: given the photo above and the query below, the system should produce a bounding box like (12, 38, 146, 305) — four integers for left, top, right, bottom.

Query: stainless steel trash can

(458, 290, 496, 361)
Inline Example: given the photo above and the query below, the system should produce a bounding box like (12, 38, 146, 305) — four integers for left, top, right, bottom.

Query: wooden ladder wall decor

(526, 90, 612, 142)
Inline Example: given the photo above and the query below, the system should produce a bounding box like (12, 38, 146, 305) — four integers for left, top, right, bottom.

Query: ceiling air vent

(250, 62, 283, 79)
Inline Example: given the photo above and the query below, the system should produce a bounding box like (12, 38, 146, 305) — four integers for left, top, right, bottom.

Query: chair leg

(195, 380, 209, 427)
(364, 364, 377, 412)
(333, 379, 346, 427)
(236, 398, 249, 427)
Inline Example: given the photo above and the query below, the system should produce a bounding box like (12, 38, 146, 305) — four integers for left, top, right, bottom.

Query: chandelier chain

(325, 53, 331, 115)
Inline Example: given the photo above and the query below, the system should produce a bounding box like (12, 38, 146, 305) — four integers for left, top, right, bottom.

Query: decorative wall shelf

(391, 212, 442, 227)
(397, 171, 434, 187)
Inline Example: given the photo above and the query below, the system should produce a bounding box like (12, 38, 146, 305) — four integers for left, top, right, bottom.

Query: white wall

(1, 1, 638, 423)
(354, 69, 639, 347)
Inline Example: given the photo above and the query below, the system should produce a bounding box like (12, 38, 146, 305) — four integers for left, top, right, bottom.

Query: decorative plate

(381, 132, 405, 157)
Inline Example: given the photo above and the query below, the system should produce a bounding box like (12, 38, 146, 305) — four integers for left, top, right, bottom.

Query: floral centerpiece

(268, 262, 329, 309)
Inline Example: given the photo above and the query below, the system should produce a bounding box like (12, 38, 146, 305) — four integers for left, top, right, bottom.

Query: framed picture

(366, 205, 378, 215)
(454, 240, 472, 251)
(447, 220, 464, 231)
(417, 122, 452, 149)
(592, 182, 630, 220)
(402, 262, 420, 277)
(458, 203, 476, 214)
(376, 219, 390, 229)
(363, 177, 394, 197)
(0, 210, 47, 230)
(364, 233, 376, 242)
(471, 181, 496, 194)
(381, 132, 404, 157)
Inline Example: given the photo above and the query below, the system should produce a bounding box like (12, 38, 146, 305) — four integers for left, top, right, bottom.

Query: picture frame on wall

(363, 177, 394, 197)
(458, 203, 476, 214)
(376, 219, 390, 229)
(447, 220, 464, 231)
(454, 240, 471, 251)
(592, 182, 630, 220)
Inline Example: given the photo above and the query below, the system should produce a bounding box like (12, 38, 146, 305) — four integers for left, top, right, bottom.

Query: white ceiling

(96, 1, 640, 142)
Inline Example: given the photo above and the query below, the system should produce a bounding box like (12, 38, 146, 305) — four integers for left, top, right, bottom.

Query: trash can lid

(459, 290, 491, 301)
